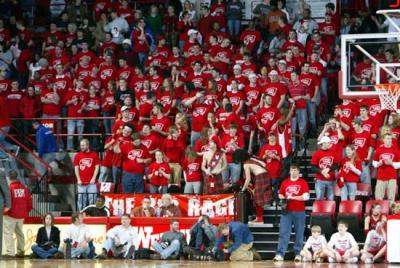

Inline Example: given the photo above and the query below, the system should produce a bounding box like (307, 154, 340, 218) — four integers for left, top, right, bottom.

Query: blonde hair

(311, 225, 321, 233)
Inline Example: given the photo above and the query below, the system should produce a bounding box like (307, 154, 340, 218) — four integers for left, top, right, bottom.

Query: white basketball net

(375, 84, 400, 112)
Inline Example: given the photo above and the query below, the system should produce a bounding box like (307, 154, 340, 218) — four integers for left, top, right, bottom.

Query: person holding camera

(97, 214, 137, 259)
(273, 164, 309, 262)
(63, 212, 93, 259)
(31, 213, 63, 259)
(151, 220, 187, 260)
(214, 221, 261, 261)
(188, 215, 217, 256)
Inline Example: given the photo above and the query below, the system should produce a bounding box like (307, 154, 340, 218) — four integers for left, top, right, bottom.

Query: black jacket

(36, 226, 61, 248)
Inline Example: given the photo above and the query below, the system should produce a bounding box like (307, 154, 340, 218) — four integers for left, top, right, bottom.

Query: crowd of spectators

(0, 0, 400, 248)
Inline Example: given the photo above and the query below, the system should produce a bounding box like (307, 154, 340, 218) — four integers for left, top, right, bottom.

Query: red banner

(103, 194, 236, 218)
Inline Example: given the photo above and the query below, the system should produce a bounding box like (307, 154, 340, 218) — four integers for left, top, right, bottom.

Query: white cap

(318, 136, 332, 145)
(122, 39, 132, 46)
(121, 106, 130, 112)
(187, 29, 198, 36)
(278, 60, 286, 65)
(269, 70, 278, 76)
(248, 73, 257, 79)
(233, 64, 241, 70)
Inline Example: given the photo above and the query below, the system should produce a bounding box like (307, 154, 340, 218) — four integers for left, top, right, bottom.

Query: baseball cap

(318, 136, 332, 145)
(269, 70, 278, 76)
(121, 106, 130, 112)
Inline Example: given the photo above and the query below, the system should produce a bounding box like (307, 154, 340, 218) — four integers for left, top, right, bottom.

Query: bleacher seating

(337, 200, 363, 240)
(310, 200, 336, 239)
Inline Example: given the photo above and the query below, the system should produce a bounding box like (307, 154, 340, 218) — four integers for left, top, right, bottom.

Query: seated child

(323, 221, 360, 263)
(361, 222, 386, 264)
(300, 225, 327, 262)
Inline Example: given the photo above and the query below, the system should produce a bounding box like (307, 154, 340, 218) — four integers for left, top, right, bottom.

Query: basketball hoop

(374, 84, 400, 112)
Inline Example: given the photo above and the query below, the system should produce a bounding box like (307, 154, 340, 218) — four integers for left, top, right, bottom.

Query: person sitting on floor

(214, 222, 262, 261)
(151, 220, 187, 260)
(187, 215, 218, 258)
(323, 221, 360, 263)
(81, 195, 111, 217)
(361, 222, 386, 264)
(63, 212, 93, 259)
(97, 214, 137, 259)
(31, 213, 63, 259)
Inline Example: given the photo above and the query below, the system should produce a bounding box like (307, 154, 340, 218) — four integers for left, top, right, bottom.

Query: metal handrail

(0, 128, 53, 175)
(0, 143, 42, 178)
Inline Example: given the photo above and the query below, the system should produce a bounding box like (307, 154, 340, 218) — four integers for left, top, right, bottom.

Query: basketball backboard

(340, 9, 400, 100)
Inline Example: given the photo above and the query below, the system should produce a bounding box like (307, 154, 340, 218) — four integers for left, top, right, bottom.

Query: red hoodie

(7, 180, 32, 219)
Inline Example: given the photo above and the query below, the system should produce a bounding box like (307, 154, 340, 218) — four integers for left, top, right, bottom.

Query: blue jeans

(276, 211, 306, 257)
(77, 184, 98, 211)
(341, 182, 357, 201)
(122, 172, 144, 193)
(102, 112, 114, 137)
(227, 19, 241, 37)
(222, 163, 242, 183)
(103, 237, 133, 258)
(360, 162, 371, 184)
(315, 180, 334, 200)
(0, 126, 17, 158)
(190, 131, 201, 146)
(152, 240, 180, 259)
(137, 52, 148, 67)
(67, 119, 84, 151)
(307, 94, 320, 132)
(291, 109, 307, 150)
(112, 166, 122, 184)
(71, 246, 90, 259)
(31, 245, 59, 259)
(98, 166, 111, 183)
(320, 77, 328, 98)
(150, 185, 168, 194)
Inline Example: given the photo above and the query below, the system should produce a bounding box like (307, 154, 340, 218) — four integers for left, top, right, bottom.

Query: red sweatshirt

(7, 180, 32, 219)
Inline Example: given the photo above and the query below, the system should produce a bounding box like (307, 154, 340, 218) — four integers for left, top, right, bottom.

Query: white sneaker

(328, 257, 335, 263)
(364, 258, 373, 264)
(273, 255, 284, 262)
(346, 257, 358, 263)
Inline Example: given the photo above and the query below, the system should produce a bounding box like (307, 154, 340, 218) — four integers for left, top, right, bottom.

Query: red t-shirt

(120, 143, 150, 174)
(141, 134, 160, 153)
(256, 106, 280, 134)
(240, 30, 262, 51)
(373, 144, 400, 181)
(279, 178, 309, 211)
(259, 143, 282, 179)
(287, 82, 308, 109)
(161, 137, 185, 163)
(311, 148, 340, 181)
(263, 82, 287, 107)
(220, 133, 245, 163)
(350, 130, 373, 160)
(66, 90, 88, 117)
(73, 151, 100, 184)
(183, 157, 203, 182)
(226, 91, 245, 113)
(41, 88, 61, 116)
(150, 116, 171, 137)
(244, 84, 262, 111)
(148, 162, 171, 186)
(191, 104, 211, 132)
(339, 157, 362, 183)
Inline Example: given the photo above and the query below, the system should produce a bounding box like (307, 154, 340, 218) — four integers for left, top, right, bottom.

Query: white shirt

(304, 235, 327, 252)
(328, 232, 358, 251)
(107, 225, 139, 246)
(365, 230, 386, 252)
(64, 223, 92, 244)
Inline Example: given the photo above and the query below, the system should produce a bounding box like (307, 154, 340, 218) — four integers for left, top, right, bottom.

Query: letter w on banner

(103, 194, 236, 217)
